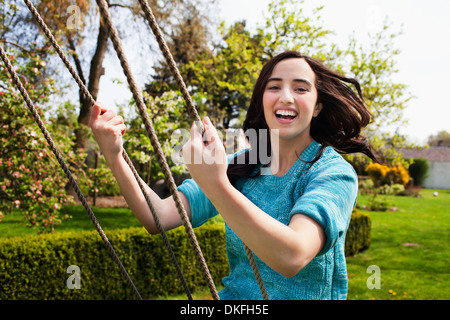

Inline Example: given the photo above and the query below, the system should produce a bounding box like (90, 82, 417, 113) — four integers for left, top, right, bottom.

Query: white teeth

(275, 110, 297, 117)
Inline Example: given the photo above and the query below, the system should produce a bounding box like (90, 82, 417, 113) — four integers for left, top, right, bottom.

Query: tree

(0, 46, 86, 233)
(148, 0, 217, 95)
(344, 24, 411, 136)
(180, 21, 265, 128)
(428, 130, 450, 147)
(3, 0, 208, 151)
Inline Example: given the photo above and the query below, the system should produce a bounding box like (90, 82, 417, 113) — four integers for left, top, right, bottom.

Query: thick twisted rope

(22, 0, 192, 300)
(244, 243, 269, 300)
(0, 44, 143, 300)
(137, 0, 201, 123)
(95, 0, 219, 300)
(137, 0, 269, 300)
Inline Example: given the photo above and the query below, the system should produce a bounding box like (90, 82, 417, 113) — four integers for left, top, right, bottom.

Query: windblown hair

(227, 51, 379, 183)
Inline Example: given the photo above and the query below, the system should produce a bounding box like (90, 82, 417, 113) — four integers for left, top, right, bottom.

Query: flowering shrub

(365, 163, 389, 186)
(0, 47, 86, 233)
(387, 164, 409, 186)
(366, 163, 409, 187)
(81, 160, 121, 197)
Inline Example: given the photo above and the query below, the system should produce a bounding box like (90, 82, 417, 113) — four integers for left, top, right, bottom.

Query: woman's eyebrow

(267, 77, 312, 87)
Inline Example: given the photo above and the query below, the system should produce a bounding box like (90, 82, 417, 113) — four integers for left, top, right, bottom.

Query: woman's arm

(210, 182, 325, 278)
(183, 117, 325, 278)
(89, 103, 190, 234)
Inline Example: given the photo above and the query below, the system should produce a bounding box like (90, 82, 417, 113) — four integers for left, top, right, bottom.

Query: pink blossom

(14, 200, 20, 208)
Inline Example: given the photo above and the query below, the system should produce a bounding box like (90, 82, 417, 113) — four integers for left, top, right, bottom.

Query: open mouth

(275, 109, 298, 122)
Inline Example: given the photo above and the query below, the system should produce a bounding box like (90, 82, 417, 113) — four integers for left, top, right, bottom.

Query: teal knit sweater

(177, 140, 358, 300)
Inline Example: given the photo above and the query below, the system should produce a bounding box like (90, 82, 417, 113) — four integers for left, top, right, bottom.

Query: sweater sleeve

(177, 178, 218, 228)
(177, 150, 249, 228)
(289, 159, 358, 256)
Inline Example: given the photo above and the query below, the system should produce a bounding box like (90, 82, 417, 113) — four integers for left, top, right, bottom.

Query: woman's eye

(295, 87, 308, 93)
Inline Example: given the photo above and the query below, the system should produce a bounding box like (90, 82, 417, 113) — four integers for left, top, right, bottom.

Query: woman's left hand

(182, 117, 228, 196)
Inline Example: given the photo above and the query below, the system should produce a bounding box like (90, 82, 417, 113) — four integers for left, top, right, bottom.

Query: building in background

(400, 143, 450, 189)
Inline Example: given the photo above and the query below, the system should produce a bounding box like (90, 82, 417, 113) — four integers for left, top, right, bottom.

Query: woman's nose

(279, 88, 294, 104)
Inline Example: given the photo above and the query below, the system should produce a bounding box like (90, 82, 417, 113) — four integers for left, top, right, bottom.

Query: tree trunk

(74, 18, 109, 151)
(66, 18, 109, 198)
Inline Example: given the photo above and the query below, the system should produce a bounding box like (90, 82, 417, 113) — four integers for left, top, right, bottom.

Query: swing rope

(136, 0, 269, 300)
(22, 0, 193, 300)
(0, 44, 144, 300)
(244, 243, 269, 300)
(137, 0, 201, 123)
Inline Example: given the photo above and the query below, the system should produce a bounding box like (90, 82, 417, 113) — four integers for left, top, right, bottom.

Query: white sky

(98, 0, 450, 146)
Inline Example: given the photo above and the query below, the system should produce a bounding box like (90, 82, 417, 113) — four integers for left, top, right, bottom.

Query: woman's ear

(313, 103, 323, 117)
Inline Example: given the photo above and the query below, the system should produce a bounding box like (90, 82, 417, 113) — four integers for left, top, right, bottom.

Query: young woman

(89, 51, 378, 300)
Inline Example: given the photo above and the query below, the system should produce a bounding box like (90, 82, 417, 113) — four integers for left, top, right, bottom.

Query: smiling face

(262, 58, 322, 145)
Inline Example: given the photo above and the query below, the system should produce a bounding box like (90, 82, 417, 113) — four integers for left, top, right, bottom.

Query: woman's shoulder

(308, 144, 357, 178)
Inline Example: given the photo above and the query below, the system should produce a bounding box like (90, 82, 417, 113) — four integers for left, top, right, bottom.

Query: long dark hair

(227, 51, 378, 183)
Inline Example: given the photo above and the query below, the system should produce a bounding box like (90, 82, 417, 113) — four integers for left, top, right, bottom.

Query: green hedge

(408, 158, 430, 186)
(345, 210, 371, 256)
(0, 224, 228, 300)
(1, 212, 371, 300)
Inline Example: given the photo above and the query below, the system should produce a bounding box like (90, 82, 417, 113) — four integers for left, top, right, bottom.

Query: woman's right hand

(89, 102, 126, 161)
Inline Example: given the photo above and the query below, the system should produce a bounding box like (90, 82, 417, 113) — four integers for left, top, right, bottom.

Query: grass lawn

(0, 205, 144, 238)
(1, 189, 448, 300)
(347, 188, 449, 300)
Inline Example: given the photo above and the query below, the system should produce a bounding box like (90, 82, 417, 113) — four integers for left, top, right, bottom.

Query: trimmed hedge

(345, 210, 371, 256)
(0, 224, 228, 300)
(1, 212, 371, 299)
(408, 158, 429, 186)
